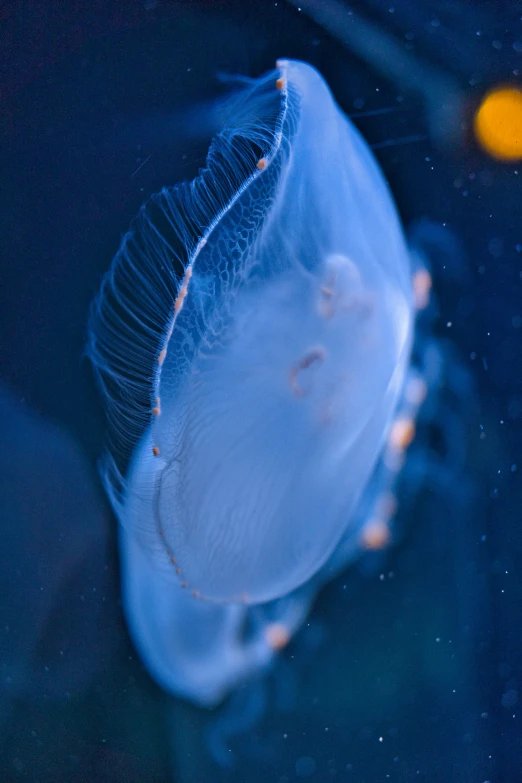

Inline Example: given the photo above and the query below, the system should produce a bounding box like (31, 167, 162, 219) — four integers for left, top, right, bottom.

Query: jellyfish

(87, 59, 440, 717)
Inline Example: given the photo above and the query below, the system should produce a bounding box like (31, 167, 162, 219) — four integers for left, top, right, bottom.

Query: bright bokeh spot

(474, 86, 522, 162)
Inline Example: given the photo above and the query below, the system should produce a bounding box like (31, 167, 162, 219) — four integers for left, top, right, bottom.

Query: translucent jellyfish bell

(158, 60, 411, 604)
(88, 58, 415, 697)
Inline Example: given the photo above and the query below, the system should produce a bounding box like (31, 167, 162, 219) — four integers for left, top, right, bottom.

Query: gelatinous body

(0, 385, 118, 710)
(88, 59, 427, 707)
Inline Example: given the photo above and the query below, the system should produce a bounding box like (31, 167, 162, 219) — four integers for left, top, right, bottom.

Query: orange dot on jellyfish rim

(266, 622, 291, 650)
(361, 518, 391, 551)
(474, 86, 522, 163)
(389, 417, 416, 452)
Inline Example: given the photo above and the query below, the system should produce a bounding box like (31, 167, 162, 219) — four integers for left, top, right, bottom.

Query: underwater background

(1, 1, 522, 781)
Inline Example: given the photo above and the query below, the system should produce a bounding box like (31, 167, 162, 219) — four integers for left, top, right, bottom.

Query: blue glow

(87, 59, 429, 709)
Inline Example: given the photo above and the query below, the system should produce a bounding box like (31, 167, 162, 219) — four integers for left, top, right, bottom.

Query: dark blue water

(1, 1, 521, 781)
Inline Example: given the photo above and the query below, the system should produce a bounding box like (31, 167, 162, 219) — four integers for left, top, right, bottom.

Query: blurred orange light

(474, 87, 522, 162)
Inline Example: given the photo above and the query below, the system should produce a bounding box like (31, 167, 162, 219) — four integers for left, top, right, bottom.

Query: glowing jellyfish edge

(87, 59, 433, 707)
